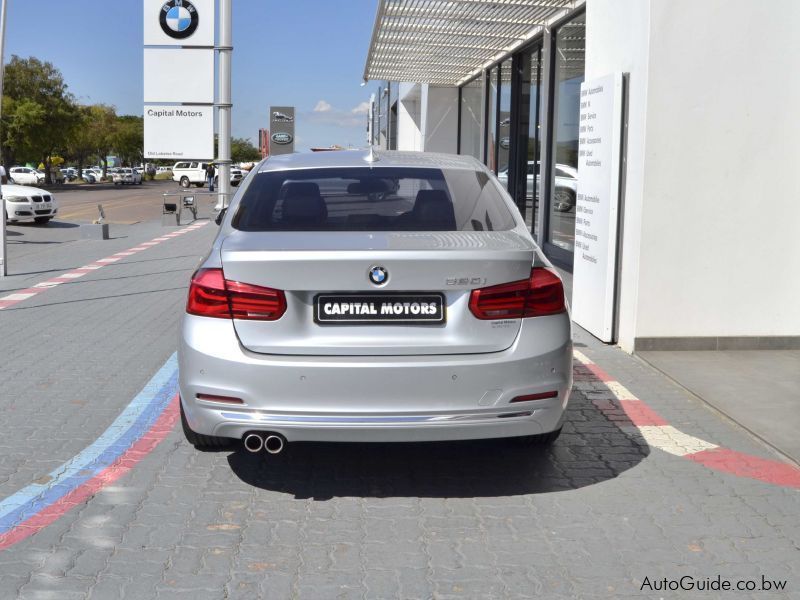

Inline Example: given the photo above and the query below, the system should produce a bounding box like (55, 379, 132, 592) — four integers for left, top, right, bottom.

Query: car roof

(256, 149, 484, 173)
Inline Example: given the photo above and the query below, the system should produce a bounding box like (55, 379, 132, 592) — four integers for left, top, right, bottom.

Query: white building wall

(585, 0, 651, 352)
(396, 83, 423, 151)
(586, 0, 800, 350)
(423, 86, 459, 154)
(635, 0, 800, 342)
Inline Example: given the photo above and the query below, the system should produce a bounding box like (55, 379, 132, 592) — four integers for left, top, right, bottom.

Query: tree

(1, 56, 79, 183)
(213, 136, 262, 163)
(84, 104, 117, 179)
(112, 115, 143, 167)
(231, 137, 261, 162)
(64, 105, 96, 176)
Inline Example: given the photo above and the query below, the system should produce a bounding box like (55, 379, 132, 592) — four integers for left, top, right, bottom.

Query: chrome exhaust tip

(243, 433, 264, 453)
(264, 434, 285, 455)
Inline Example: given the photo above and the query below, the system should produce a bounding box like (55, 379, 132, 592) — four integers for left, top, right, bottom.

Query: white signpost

(144, 105, 214, 159)
(571, 73, 624, 343)
(143, 0, 216, 161)
(143, 49, 214, 104)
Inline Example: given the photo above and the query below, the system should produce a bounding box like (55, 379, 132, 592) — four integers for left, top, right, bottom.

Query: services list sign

(144, 105, 213, 159)
(571, 73, 624, 343)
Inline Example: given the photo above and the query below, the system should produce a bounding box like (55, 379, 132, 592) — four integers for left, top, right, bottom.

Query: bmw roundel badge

(368, 266, 388, 286)
(160, 0, 200, 40)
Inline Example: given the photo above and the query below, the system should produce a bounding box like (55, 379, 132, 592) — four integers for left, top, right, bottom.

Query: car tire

(180, 176, 190, 188)
(180, 400, 230, 449)
(34, 217, 52, 225)
(507, 427, 562, 448)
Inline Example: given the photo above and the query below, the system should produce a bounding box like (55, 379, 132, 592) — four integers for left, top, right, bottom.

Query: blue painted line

(0, 354, 179, 534)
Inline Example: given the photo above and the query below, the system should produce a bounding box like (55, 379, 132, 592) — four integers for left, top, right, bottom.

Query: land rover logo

(159, 0, 200, 40)
(271, 132, 293, 145)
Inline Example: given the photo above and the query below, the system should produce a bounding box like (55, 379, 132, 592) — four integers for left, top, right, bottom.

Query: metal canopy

(364, 0, 576, 86)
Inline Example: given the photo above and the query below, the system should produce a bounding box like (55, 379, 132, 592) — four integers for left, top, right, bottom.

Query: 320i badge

(178, 149, 572, 455)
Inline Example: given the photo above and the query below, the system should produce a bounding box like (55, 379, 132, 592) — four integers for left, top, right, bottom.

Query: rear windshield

(232, 167, 516, 232)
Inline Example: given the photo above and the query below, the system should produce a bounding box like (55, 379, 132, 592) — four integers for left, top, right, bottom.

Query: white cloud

(313, 100, 332, 113)
(351, 101, 370, 115)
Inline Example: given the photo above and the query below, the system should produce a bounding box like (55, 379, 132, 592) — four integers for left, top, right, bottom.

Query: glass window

(486, 67, 498, 171)
(458, 77, 483, 160)
(547, 11, 585, 253)
(233, 167, 516, 232)
(511, 46, 544, 238)
(497, 59, 512, 187)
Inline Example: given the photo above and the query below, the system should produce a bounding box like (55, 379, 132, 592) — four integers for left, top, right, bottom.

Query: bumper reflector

(196, 393, 244, 404)
(510, 391, 558, 403)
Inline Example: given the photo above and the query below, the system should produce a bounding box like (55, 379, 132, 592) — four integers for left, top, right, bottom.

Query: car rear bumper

(179, 314, 572, 443)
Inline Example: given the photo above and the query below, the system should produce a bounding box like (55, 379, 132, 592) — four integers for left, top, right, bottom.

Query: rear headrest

(281, 182, 327, 225)
(412, 189, 456, 230)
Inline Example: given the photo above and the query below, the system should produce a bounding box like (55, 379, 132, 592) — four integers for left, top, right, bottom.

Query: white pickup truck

(172, 161, 244, 188)
(172, 162, 214, 188)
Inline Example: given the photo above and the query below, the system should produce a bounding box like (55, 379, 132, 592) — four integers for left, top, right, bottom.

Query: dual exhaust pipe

(243, 432, 285, 455)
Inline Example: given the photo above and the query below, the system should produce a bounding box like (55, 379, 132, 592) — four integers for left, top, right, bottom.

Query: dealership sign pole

(215, 0, 231, 211)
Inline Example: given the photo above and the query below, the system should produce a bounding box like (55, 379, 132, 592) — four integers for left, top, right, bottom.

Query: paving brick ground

(0, 216, 798, 599)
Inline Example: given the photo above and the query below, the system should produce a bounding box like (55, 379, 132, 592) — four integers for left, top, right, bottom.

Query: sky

(3, 0, 380, 150)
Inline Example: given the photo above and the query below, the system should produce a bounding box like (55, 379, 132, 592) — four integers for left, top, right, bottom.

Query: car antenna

(364, 145, 379, 164)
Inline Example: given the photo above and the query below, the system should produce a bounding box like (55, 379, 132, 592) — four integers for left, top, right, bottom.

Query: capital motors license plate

(314, 294, 445, 325)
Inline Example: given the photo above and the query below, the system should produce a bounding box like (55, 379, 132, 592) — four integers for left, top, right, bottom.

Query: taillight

(469, 267, 565, 320)
(186, 268, 230, 318)
(186, 268, 286, 321)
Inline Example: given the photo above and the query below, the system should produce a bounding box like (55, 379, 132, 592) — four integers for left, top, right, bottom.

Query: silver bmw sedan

(178, 150, 572, 455)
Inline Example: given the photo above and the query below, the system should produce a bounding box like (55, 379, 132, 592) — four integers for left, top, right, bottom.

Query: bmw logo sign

(160, 0, 200, 40)
(368, 266, 388, 286)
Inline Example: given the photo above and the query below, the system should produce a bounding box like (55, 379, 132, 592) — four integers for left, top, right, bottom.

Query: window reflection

(459, 77, 483, 160)
(486, 67, 498, 171)
(497, 59, 512, 187)
(547, 12, 585, 253)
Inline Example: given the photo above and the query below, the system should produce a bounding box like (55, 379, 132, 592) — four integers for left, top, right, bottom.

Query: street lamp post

(0, 0, 8, 277)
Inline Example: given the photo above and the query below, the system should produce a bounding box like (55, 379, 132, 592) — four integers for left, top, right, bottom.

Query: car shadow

(226, 370, 650, 499)
(9, 220, 80, 229)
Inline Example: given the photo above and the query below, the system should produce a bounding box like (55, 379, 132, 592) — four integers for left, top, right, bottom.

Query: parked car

(8, 166, 44, 185)
(80, 171, 96, 183)
(229, 168, 244, 186)
(497, 161, 578, 212)
(212, 167, 244, 187)
(84, 168, 103, 181)
(172, 161, 214, 188)
(113, 168, 143, 185)
(178, 150, 572, 453)
(3, 183, 58, 224)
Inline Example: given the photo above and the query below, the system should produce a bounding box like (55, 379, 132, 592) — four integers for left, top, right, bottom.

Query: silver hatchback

(178, 150, 572, 454)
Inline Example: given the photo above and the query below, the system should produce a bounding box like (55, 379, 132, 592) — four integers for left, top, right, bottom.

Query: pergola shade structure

(364, 0, 576, 86)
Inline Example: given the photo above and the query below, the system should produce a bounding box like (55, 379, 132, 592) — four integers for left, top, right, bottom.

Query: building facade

(364, 0, 800, 353)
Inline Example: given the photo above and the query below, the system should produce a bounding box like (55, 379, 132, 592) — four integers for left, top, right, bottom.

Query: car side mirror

(215, 207, 227, 226)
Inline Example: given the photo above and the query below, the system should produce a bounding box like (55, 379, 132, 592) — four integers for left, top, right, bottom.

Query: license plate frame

(314, 293, 446, 325)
